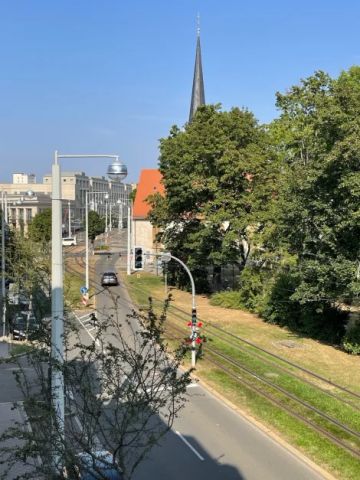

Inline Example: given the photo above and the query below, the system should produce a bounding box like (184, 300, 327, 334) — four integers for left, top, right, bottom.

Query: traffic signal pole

(155, 252, 198, 366)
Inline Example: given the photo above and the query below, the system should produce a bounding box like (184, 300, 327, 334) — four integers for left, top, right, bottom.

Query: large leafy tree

(274, 68, 360, 305)
(149, 104, 273, 291)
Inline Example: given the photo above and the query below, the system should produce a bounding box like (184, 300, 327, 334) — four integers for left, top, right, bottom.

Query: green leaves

(150, 104, 271, 291)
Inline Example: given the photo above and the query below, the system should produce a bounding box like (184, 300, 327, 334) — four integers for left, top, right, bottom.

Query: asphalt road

(90, 231, 326, 480)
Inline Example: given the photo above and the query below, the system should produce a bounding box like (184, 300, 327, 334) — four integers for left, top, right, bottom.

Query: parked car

(64, 450, 123, 479)
(101, 272, 119, 287)
(62, 236, 77, 246)
(11, 312, 39, 341)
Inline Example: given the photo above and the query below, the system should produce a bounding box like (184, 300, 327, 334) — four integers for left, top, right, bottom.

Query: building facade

(132, 169, 164, 254)
(0, 171, 131, 229)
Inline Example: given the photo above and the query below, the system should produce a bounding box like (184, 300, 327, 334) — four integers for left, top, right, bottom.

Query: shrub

(342, 323, 360, 355)
(210, 290, 246, 309)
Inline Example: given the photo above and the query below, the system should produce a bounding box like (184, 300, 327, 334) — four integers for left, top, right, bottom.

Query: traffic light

(134, 246, 144, 270)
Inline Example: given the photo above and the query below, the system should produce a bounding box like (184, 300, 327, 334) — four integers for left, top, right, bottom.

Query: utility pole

(68, 201, 71, 237)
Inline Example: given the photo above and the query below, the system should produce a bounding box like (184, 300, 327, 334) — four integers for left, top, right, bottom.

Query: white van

(62, 236, 77, 246)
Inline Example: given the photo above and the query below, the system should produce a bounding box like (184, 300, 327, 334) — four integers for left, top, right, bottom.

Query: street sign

(80, 286, 88, 295)
(161, 252, 171, 263)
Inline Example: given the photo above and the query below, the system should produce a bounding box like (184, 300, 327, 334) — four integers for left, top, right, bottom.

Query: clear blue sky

(1, 0, 359, 183)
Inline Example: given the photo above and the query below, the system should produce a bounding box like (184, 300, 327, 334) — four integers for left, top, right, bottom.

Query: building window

(26, 209, 32, 222)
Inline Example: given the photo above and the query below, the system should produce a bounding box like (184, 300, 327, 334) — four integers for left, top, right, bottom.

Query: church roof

(133, 169, 164, 219)
(189, 31, 205, 122)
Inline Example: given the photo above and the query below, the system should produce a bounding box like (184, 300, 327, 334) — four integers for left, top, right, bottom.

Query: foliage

(149, 104, 276, 292)
(6, 233, 51, 321)
(210, 290, 246, 309)
(0, 298, 192, 479)
(28, 208, 52, 243)
(273, 68, 360, 304)
(88, 210, 105, 242)
(342, 323, 360, 354)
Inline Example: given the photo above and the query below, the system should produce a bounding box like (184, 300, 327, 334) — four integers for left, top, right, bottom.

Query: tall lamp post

(68, 201, 72, 237)
(160, 253, 198, 366)
(104, 193, 109, 235)
(51, 151, 125, 469)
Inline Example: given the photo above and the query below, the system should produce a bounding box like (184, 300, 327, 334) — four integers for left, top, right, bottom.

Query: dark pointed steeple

(189, 17, 205, 122)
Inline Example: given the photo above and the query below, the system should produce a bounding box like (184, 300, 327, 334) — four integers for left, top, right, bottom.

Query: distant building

(12, 173, 36, 184)
(0, 171, 131, 223)
(5, 191, 52, 234)
(132, 169, 164, 254)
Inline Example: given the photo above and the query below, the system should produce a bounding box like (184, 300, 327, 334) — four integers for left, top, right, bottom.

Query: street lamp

(117, 199, 123, 232)
(51, 151, 123, 470)
(162, 253, 198, 367)
(104, 193, 109, 234)
(67, 201, 72, 237)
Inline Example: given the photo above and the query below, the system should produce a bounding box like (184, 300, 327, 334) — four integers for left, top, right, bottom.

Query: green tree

(87, 210, 105, 243)
(149, 104, 273, 291)
(28, 208, 52, 243)
(274, 69, 360, 303)
(255, 68, 360, 342)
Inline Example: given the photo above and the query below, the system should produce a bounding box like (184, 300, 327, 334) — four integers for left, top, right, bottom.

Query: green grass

(122, 272, 360, 480)
(10, 343, 34, 356)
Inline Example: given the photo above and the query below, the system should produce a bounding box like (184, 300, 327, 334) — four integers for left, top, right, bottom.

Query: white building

(0, 171, 131, 225)
(12, 173, 36, 184)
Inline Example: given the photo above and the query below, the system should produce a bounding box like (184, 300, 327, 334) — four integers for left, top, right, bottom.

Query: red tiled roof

(133, 169, 164, 219)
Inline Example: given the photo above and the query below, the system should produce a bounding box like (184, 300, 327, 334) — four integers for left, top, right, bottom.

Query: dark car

(101, 272, 119, 287)
(65, 450, 123, 479)
(11, 313, 39, 341)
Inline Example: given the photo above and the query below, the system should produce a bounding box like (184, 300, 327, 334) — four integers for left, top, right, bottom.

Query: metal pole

(118, 203, 121, 232)
(68, 201, 71, 237)
(85, 192, 89, 291)
(51, 151, 65, 468)
(170, 254, 197, 367)
(105, 200, 108, 234)
(109, 202, 112, 232)
(127, 206, 131, 275)
(1, 192, 6, 337)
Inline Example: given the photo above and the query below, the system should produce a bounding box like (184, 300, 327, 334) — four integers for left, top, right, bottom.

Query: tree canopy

(149, 68, 360, 347)
(149, 104, 275, 290)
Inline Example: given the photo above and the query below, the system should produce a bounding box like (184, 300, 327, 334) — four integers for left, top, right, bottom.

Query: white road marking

(175, 430, 205, 461)
(73, 311, 100, 347)
(187, 383, 198, 388)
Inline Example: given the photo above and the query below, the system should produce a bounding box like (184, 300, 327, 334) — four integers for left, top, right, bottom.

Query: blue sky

(0, 0, 359, 183)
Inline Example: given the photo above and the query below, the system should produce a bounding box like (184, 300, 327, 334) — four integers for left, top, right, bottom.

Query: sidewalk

(0, 403, 36, 479)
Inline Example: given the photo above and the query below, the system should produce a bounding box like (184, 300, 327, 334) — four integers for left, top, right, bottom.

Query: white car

(62, 236, 77, 246)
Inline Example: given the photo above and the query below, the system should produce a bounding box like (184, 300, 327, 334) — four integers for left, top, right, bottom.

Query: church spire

(189, 15, 205, 122)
